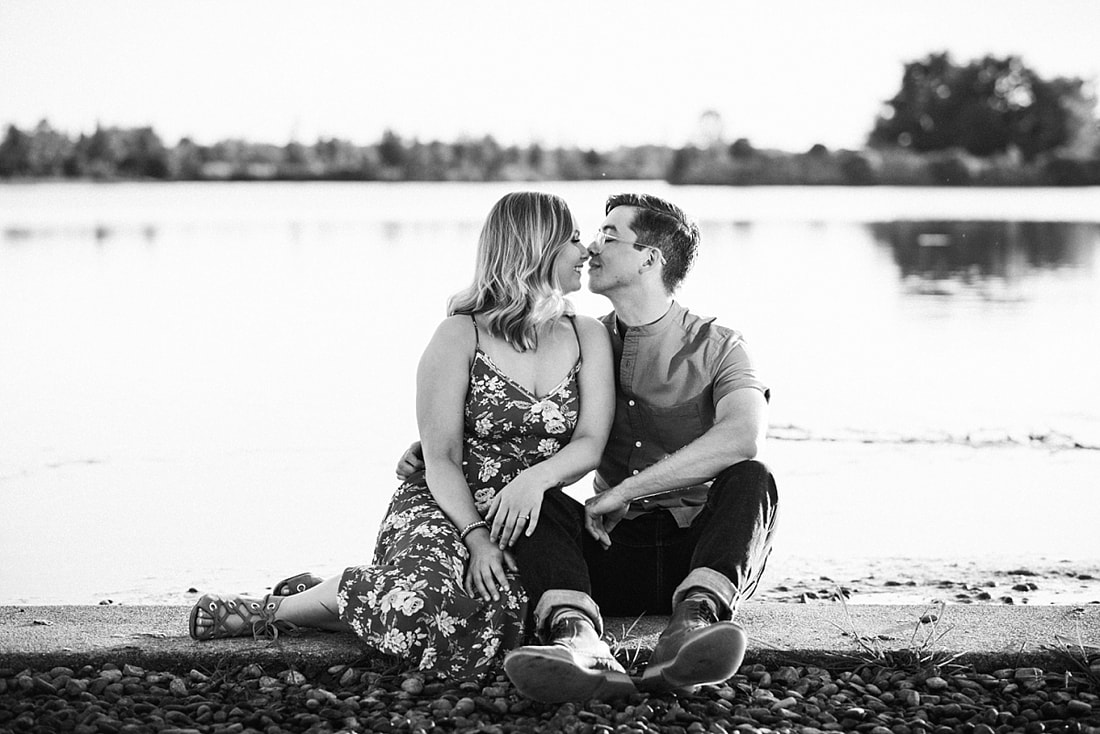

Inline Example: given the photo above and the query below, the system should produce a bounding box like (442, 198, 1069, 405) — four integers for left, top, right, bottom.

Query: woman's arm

(488, 316, 615, 547)
(417, 316, 516, 601)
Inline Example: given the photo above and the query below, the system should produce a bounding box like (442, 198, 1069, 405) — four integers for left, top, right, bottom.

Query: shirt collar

(612, 300, 683, 338)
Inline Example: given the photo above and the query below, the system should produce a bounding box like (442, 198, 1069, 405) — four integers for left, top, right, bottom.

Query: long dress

(337, 321, 581, 680)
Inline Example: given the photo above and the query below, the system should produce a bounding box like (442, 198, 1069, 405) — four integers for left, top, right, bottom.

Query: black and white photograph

(2, 0, 1099, 730)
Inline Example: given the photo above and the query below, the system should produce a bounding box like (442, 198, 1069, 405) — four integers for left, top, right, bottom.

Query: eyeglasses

(593, 231, 667, 265)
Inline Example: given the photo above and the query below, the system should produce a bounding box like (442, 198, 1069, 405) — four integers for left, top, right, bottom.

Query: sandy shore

(758, 556, 1100, 607)
(48, 557, 1100, 610)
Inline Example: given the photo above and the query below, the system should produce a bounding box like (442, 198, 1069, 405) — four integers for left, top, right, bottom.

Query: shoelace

(688, 597, 719, 626)
(548, 618, 622, 671)
(250, 617, 298, 640)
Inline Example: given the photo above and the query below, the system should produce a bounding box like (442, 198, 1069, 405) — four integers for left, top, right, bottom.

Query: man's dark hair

(606, 193, 700, 293)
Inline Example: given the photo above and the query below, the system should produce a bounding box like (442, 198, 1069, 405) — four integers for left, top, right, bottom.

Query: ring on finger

(518, 515, 530, 521)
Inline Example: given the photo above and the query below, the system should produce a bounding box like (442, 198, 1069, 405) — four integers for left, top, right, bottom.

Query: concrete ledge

(2, 604, 1096, 675)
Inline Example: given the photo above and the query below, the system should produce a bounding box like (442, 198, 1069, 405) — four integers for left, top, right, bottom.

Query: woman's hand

(486, 473, 546, 548)
(463, 531, 518, 601)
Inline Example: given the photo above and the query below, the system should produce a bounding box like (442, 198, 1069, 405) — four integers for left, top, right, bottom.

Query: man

(401, 193, 778, 702)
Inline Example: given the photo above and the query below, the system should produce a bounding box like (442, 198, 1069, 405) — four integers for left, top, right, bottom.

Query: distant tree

(314, 137, 375, 179)
(170, 137, 206, 179)
(117, 127, 169, 178)
(282, 140, 321, 178)
(667, 146, 697, 184)
(378, 129, 406, 168)
(26, 120, 73, 176)
(870, 52, 1098, 160)
(475, 135, 504, 179)
(76, 124, 131, 178)
(0, 125, 32, 176)
(528, 143, 544, 172)
(729, 138, 755, 160)
(838, 150, 876, 185)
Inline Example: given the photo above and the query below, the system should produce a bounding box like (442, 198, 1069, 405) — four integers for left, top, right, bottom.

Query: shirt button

(634, 441, 642, 448)
(628, 399, 635, 407)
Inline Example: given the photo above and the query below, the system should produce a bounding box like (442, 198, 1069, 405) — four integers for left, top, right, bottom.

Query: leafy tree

(27, 120, 73, 176)
(0, 125, 32, 176)
(870, 52, 1098, 160)
(79, 124, 127, 176)
(117, 127, 169, 178)
(169, 137, 206, 179)
(729, 138, 755, 160)
(378, 129, 406, 168)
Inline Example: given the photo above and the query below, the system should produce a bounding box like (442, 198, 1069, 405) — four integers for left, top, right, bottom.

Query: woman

(189, 192, 614, 681)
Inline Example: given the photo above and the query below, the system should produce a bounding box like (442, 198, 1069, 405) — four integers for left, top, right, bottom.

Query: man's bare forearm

(608, 422, 758, 503)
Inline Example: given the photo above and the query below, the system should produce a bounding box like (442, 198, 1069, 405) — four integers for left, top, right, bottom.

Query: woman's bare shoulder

(426, 314, 477, 352)
(572, 314, 611, 342)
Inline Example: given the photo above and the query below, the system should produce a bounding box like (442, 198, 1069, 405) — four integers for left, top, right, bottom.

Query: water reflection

(869, 221, 1099, 297)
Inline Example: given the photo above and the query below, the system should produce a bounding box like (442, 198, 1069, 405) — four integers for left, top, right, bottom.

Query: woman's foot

(189, 593, 294, 640)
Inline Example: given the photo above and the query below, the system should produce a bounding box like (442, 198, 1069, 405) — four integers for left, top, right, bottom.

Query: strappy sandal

(188, 593, 297, 640)
(272, 572, 323, 597)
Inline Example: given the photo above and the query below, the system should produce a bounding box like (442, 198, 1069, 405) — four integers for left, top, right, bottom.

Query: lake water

(2, 181, 1099, 605)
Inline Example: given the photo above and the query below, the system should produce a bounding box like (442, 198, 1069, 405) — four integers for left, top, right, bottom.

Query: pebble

(898, 688, 921, 707)
(1015, 667, 1044, 681)
(279, 668, 307, 685)
(168, 677, 188, 697)
(400, 676, 425, 695)
(924, 676, 949, 691)
(1067, 699, 1093, 716)
(240, 663, 264, 678)
(1, 659, 1098, 734)
(339, 667, 359, 687)
(99, 668, 123, 683)
(122, 664, 145, 678)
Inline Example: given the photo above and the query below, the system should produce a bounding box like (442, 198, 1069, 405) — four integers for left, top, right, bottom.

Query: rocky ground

(3, 652, 1100, 734)
(757, 560, 1100, 608)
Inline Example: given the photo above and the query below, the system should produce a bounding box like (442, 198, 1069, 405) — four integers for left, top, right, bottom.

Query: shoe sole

(188, 602, 210, 640)
(503, 647, 637, 703)
(640, 622, 747, 692)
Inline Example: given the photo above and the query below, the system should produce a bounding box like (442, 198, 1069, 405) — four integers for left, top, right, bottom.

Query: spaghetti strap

(567, 314, 581, 361)
(470, 314, 480, 347)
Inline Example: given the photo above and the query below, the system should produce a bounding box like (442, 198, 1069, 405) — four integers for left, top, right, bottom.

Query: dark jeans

(513, 459, 779, 620)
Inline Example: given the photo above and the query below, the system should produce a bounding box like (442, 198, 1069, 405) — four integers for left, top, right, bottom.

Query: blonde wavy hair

(448, 192, 577, 352)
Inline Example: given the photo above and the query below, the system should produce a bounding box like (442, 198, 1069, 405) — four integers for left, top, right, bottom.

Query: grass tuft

(1042, 607, 1100, 690)
(830, 591, 965, 676)
(606, 613, 649, 675)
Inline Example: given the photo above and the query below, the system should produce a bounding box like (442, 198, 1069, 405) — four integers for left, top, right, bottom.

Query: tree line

(2, 53, 1098, 186)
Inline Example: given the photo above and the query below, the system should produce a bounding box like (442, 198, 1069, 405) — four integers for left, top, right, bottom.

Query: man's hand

(395, 440, 424, 480)
(584, 488, 630, 550)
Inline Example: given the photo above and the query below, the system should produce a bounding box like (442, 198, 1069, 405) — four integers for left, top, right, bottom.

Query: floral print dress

(337, 317, 580, 680)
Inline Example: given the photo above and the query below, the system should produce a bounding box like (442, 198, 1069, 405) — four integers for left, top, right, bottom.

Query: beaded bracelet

(459, 520, 489, 541)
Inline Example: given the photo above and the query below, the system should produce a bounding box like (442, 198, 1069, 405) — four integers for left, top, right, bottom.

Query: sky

(2, 0, 1099, 152)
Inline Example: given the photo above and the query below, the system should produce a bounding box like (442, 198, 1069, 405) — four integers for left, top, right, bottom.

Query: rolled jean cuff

(672, 567, 736, 620)
(533, 589, 603, 639)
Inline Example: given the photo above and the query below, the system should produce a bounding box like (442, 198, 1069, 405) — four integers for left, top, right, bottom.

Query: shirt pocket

(643, 399, 706, 453)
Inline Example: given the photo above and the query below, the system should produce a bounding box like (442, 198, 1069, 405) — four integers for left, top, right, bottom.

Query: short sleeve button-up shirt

(594, 301, 769, 527)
